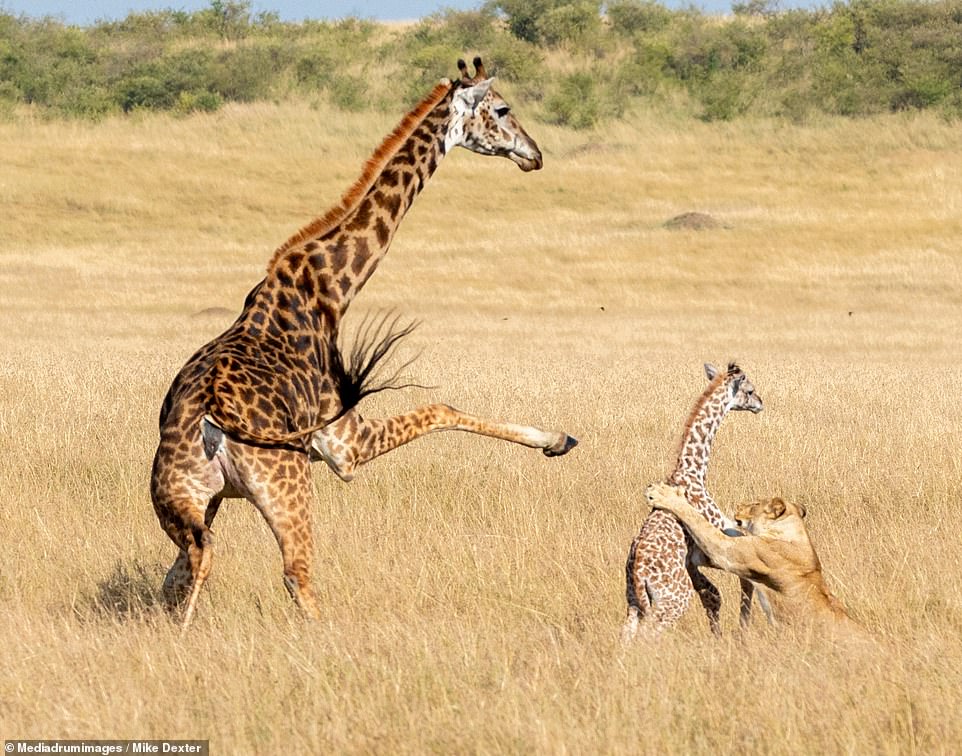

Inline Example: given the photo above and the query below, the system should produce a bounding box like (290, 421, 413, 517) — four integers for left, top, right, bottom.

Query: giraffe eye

(495, 106, 510, 118)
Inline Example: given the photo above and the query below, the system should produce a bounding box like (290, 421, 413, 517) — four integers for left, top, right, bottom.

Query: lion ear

(796, 502, 807, 519)
(769, 498, 787, 518)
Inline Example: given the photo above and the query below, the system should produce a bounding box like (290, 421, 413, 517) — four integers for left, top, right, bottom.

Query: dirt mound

(663, 212, 728, 230)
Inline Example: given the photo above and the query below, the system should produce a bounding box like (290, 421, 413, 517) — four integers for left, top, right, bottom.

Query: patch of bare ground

(664, 211, 730, 230)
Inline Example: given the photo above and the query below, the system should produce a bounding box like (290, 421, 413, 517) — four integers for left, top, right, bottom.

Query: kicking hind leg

(311, 404, 578, 482)
(622, 570, 693, 643)
(622, 531, 694, 642)
(622, 583, 691, 643)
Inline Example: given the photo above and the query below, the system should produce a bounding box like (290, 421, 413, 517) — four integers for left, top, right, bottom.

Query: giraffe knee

(310, 430, 357, 482)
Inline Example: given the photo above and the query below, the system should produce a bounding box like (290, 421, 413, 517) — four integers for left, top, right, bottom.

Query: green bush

(174, 89, 223, 114)
(1, 0, 962, 124)
(694, 70, 757, 121)
(485, 36, 543, 85)
(607, 0, 674, 35)
(614, 42, 672, 97)
(327, 74, 368, 111)
(118, 74, 170, 111)
(485, 0, 554, 44)
(210, 42, 289, 101)
(538, 1, 602, 48)
(543, 71, 600, 127)
(295, 48, 336, 89)
(404, 43, 463, 101)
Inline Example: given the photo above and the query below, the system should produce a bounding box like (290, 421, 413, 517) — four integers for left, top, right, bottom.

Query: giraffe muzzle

(510, 149, 543, 172)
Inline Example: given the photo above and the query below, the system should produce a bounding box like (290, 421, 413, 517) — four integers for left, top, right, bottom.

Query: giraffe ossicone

(150, 57, 572, 630)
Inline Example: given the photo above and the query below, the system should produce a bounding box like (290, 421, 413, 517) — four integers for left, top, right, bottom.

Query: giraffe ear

(704, 363, 718, 380)
(454, 78, 494, 111)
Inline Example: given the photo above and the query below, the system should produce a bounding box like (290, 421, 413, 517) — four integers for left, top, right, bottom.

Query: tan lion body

(646, 483, 862, 632)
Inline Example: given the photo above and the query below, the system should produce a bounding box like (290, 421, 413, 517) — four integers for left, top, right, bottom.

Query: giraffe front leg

(311, 404, 578, 481)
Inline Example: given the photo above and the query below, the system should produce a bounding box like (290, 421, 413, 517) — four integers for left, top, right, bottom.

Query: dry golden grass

(2, 97, 961, 753)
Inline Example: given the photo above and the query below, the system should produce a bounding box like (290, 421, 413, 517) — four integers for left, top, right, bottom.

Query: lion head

(734, 497, 808, 540)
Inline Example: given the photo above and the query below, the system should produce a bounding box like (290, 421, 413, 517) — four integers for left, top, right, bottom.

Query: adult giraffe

(151, 59, 578, 629)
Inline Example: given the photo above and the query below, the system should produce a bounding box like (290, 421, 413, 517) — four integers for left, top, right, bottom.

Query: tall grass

(1, 99, 960, 752)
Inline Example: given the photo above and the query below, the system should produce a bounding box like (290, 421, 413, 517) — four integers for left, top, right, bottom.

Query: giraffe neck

(255, 82, 456, 325)
(669, 378, 732, 520)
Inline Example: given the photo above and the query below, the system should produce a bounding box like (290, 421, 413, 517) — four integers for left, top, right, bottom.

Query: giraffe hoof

(543, 434, 578, 457)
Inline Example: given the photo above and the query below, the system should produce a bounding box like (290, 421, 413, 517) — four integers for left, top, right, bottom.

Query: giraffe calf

(622, 363, 767, 642)
(647, 483, 864, 638)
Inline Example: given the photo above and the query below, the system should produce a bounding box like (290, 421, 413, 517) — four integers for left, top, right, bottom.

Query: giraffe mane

(673, 367, 729, 464)
(268, 80, 455, 268)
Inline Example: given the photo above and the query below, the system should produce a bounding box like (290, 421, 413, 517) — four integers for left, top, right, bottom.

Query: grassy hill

(1, 87, 960, 750)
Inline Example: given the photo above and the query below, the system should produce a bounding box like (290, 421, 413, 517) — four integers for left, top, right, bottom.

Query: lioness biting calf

(646, 483, 863, 634)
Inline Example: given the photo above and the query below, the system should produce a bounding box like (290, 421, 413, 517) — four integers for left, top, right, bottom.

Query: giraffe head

(704, 362, 763, 414)
(445, 57, 543, 172)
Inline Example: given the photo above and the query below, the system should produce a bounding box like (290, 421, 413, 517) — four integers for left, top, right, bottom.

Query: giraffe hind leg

(162, 549, 191, 610)
(689, 566, 722, 636)
(648, 582, 691, 637)
(621, 605, 642, 645)
(624, 575, 691, 642)
(180, 525, 214, 632)
(622, 539, 650, 644)
(161, 496, 223, 613)
(240, 449, 322, 620)
(311, 404, 577, 481)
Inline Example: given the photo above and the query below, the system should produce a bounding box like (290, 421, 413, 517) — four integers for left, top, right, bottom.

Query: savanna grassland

(1, 90, 961, 753)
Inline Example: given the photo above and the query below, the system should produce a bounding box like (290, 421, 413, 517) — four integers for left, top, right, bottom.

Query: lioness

(646, 482, 862, 633)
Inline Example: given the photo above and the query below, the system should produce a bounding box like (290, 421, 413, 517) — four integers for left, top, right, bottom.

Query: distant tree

(733, 0, 780, 17)
(485, 0, 553, 43)
(206, 0, 251, 41)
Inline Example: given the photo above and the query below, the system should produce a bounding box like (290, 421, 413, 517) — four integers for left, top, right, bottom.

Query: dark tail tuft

(329, 311, 427, 413)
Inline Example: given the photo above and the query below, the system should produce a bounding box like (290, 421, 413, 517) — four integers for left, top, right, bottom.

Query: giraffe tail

(328, 310, 428, 413)
(200, 311, 426, 451)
